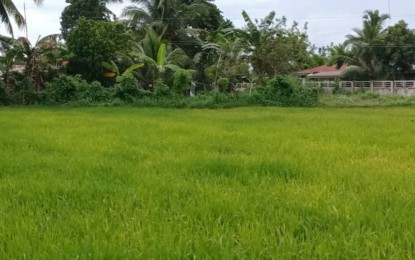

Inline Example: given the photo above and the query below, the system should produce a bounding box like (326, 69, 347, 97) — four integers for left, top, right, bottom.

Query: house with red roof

(296, 64, 348, 81)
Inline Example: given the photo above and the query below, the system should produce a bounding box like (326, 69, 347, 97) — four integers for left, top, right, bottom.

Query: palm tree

(0, 0, 44, 36)
(344, 10, 390, 79)
(121, 0, 211, 40)
(2, 0, 122, 37)
(201, 28, 247, 89)
(132, 27, 191, 90)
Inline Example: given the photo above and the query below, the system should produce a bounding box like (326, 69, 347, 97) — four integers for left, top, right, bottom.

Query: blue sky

(2, 0, 415, 47)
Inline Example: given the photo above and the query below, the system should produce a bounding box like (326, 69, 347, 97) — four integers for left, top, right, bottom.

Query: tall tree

(382, 20, 415, 79)
(121, 0, 218, 54)
(0, 0, 43, 36)
(66, 18, 133, 84)
(240, 11, 313, 80)
(60, 0, 123, 38)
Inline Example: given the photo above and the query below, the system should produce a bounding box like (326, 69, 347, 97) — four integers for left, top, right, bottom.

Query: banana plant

(0, 34, 64, 90)
(102, 61, 145, 78)
(14, 34, 65, 90)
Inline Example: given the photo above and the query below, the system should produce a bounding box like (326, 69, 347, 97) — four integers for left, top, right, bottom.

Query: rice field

(1, 107, 415, 259)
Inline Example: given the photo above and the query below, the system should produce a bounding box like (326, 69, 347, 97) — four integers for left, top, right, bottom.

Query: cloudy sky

(2, 0, 415, 47)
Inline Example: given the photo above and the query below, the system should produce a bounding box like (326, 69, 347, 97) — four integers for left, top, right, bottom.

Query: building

(296, 64, 348, 81)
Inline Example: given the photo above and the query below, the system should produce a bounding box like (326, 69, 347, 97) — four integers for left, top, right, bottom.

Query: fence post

(391, 81, 395, 94)
(352, 81, 355, 92)
(371, 81, 374, 92)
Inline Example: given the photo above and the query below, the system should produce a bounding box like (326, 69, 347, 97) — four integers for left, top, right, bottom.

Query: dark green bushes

(218, 78, 230, 92)
(80, 81, 114, 103)
(114, 72, 142, 102)
(131, 90, 258, 109)
(44, 75, 87, 103)
(0, 81, 8, 105)
(172, 70, 192, 95)
(256, 76, 319, 107)
(8, 78, 39, 105)
(0, 75, 321, 108)
(43, 75, 114, 104)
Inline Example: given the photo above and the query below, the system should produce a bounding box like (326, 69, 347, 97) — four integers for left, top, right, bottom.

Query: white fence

(307, 80, 415, 96)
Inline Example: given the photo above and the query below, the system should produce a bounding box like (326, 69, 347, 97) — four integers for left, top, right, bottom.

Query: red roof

(297, 64, 348, 75)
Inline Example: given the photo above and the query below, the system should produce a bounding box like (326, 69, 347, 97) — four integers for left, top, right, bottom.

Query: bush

(257, 76, 319, 107)
(44, 75, 89, 104)
(80, 81, 113, 103)
(0, 81, 8, 105)
(172, 70, 192, 95)
(155, 79, 171, 97)
(114, 72, 142, 102)
(218, 78, 230, 92)
(8, 77, 39, 105)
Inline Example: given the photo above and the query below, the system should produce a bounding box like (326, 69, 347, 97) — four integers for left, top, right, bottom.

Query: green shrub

(44, 75, 89, 104)
(172, 70, 192, 95)
(218, 78, 230, 92)
(0, 81, 8, 105)
(114, 72, 141, 102)
(155, 79, 171, 97)
(8, 77, 39, 105)
(289, 87, 319, 107)
(80, 81, 113, 103)
(358, 91, 381, 100)
(257, 76, 319, 107)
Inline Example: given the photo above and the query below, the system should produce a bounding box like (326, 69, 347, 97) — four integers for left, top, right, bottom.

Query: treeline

(329, 10, 415, 80)
(0, 0, 414, 106)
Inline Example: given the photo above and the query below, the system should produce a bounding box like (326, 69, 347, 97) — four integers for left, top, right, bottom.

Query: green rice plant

(0, 107, 415, 258)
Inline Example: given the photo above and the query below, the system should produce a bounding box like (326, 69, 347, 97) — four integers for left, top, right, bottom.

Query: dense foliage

(257, 76, 319, 107)
(65, 18, 134, 85)
(329, 10, 415, 80)
(1, 1, 414, 106)
(60, 0, 123, 38)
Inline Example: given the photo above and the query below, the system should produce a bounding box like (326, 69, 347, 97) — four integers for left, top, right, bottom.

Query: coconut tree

(122, 0, 211, 35)
(0, 0, 44, 36)
(122, 0, 226, 76)
(121, 0, 213, 56)
(132, 27, 191, 90)
(344, 10, 390, 79)
(202, 30, 248, 90)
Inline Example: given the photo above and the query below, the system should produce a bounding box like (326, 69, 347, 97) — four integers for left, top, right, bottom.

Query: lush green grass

(320, 92, 415, 107)
(1, 107, 415, 258)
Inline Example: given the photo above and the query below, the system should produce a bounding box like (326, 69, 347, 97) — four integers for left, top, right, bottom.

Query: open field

(1, 107, 415, 258)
